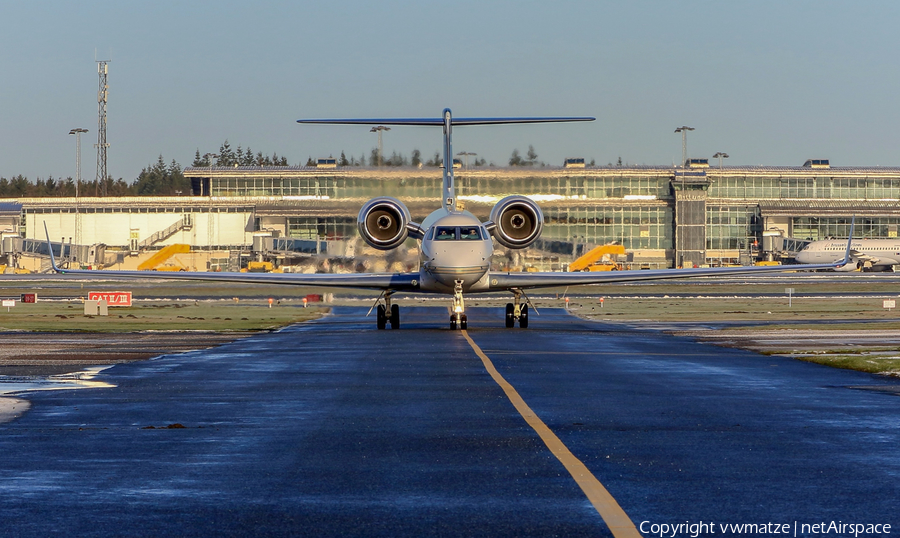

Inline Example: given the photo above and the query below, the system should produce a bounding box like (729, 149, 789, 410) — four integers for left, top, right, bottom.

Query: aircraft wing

(55, 268, 421, 290)
(41, 225, 419, 291)
(848, 250, 878, 263)
(492, 221, 855, 289)
(488, 260, 846, 291)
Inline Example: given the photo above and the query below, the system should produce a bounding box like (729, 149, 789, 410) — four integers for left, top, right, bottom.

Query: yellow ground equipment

(138, 244, 191, 271)
(242, 261, 275, 273)
(568, 243, 626, 272)
(1, 264, 32, 274)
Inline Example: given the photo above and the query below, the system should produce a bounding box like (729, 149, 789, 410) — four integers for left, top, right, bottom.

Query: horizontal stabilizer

(297, 117, 595, 126)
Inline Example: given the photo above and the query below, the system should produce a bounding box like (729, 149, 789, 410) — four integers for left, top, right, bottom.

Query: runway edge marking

(461, 330, 642, 538)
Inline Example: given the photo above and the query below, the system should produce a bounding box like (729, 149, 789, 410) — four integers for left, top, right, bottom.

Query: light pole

(69, 128, 88, 198)
(712, 152, 729, 170)
(202, 153, 218, 197)
(370, 126, 390, 166)
(674, 126, 694, 168)
(456, 151, 477, 170)
(202, 153, 219, 258)
(69, 128, 88, 258)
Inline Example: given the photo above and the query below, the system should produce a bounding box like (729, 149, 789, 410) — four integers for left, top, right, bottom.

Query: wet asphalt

(1, 307, 898, 537)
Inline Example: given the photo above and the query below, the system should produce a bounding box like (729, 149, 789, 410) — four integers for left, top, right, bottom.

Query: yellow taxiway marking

(482, 350, 721, 357)
(461, 330, 643, 538)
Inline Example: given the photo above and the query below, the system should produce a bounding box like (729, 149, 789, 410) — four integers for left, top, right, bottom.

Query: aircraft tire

(505, 303, 515, 328)
(519, 304, 529, 329)
(377, 305, 387, 330)
(450, 316, 457, 330)
(460, 314, 467, 330)
(390, 304, 400, 329)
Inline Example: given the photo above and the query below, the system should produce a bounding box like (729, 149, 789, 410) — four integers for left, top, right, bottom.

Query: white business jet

(46, 109, 850, 329)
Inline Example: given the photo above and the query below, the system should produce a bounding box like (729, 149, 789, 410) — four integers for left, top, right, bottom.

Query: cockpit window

(432, 226, 486, 241)
(460, 227, 482, 240)
(435, 227, 456, 241)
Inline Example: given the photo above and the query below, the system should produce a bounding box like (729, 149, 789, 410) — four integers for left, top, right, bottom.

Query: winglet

(839, 217, 855, 268)
(43, 222, 61, 273)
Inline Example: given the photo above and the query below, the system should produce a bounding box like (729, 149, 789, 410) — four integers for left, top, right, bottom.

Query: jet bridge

(758, 230, 810, 262)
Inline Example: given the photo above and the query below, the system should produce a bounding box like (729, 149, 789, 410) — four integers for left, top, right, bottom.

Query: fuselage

(418, 210, 493, 293)
(795, 239, 900, 266)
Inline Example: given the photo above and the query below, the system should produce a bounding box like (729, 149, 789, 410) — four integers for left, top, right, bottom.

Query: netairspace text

(639, 520, 891, 537)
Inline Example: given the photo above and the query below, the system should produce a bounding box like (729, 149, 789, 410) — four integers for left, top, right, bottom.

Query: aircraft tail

(43, 222, 61, 273)
(298, 109, 594, 212)
(841, 217, 855, 267)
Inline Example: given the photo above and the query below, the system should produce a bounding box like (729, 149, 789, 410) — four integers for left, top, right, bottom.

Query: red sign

(88, 291, 133, 307)
(20, 293, 37, 303)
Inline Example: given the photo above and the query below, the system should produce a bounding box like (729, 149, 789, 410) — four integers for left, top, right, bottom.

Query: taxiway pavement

(1, 307, 898, 537)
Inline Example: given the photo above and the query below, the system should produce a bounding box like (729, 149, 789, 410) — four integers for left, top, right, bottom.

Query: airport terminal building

(8, 159, 900, 271)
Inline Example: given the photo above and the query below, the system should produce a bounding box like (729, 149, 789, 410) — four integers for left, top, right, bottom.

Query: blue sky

(2, 0, 899, 182)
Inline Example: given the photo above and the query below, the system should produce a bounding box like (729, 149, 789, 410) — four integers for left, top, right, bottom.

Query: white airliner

(46, 109, 850, 329)
(795, 238, 899, 271)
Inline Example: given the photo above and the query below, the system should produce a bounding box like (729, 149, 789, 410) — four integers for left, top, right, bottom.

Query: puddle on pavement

(845, 385, 900, 396)
(0, 365, 116, 396)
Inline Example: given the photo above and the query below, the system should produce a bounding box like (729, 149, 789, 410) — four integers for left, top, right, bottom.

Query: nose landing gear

(450, 312, 467, 330)
(504, 290, 529, 328)
(449, 280, 468, 330)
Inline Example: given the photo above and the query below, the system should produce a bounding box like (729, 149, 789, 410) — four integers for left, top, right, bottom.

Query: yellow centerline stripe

(462, 330, 643, 538)
(480, 351, 721, 357)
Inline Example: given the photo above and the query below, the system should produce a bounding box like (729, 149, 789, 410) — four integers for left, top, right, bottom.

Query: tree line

(0, 156, 188, 198)
(1, 140, 594, 197)
(0, 174, 136, 198)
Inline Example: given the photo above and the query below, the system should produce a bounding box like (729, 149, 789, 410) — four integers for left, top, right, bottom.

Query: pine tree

(218, 141, 235, 166)
(526, 145, 538, 166)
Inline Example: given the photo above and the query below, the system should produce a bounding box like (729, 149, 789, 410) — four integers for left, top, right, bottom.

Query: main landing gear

(375, 291, 400, 330)
(449, 280, 467, 330)
(504, 290, 529, 329)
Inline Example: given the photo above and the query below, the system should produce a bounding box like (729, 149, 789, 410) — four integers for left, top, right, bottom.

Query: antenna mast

(95, 60, 110, 196)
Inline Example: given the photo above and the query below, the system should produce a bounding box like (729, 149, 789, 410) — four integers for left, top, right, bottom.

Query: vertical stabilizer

(442, 109, 455, 212)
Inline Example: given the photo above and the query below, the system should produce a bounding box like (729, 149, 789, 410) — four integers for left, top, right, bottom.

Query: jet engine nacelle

(489, 195, 544, 249)
(357, 197, 412, 250)
(834, 259, 862, 272)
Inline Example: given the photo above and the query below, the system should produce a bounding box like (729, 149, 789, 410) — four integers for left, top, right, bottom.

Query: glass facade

(708, 172, 900, 201)
(212, 175, 441, 199)
(456, 173, 672, 200)
(706, 205, 758, 250)
(543, 205, 672, 250)
(182, 165, 900, 266)
(287, 217, 354, 241)
(791, 217, 900, 241)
